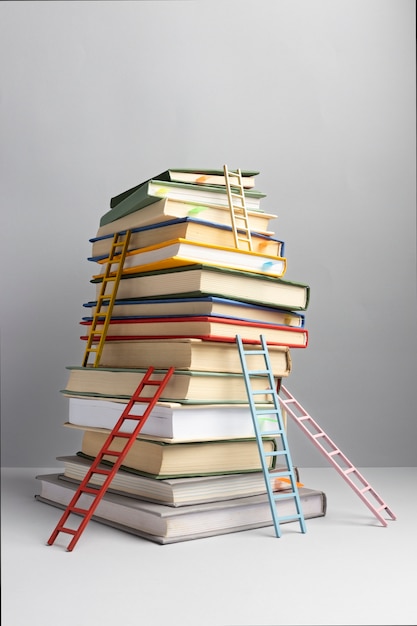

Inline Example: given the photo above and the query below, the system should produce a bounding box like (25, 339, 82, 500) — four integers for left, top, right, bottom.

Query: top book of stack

(100, 169, 267, 227)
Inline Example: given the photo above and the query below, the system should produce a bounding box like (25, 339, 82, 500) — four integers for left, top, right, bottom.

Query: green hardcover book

(61, 366, 280, 404)
(110, 168, 260, 207)
(77, 432, 278, 479)
(101, 177, 266, 226)
(90, 264, 310, 311)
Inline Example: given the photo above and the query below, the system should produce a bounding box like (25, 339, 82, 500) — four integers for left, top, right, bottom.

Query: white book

(67, 397, 285, 440)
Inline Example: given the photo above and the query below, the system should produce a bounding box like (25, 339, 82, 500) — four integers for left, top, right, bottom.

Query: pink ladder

(279, 385, 396, 527)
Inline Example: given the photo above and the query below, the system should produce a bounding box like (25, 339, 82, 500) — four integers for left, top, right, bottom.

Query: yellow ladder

(82, 230, 131, 367)
(223, 165, 253, 251)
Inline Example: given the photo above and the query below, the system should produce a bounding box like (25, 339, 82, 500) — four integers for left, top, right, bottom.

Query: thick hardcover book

(91, 238, 287, 278)
(84, 338, 292, 373)
(78, 431, 277, 478)
(56, 456, 300, 506)
(95, 198, 277, 239)
(101, 177, 266, 226)
(80, 316, 308, 347)
(90, 264, 310, 311)
(35, 473, 327, 544)
(61, 366, 280, 403)
(82, 297, 304, 327)
(67, 396, 282, 440)
(90, 217, 282, 259)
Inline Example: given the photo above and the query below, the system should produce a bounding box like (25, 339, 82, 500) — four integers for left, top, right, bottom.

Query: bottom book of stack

(35, 454, 327, 544)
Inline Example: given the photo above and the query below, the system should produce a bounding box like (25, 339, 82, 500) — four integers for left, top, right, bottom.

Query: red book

(80, 315, 308, 348)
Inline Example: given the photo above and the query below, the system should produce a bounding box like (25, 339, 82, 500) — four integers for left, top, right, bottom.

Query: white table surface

(2, 466, 416, 626)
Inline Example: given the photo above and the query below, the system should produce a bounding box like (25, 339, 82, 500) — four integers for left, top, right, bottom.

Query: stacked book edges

(37, 167, 325, 543)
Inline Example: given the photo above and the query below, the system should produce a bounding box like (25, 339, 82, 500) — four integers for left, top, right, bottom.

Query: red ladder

(47, 366, 175, 551)
(279, 385, 396, 526)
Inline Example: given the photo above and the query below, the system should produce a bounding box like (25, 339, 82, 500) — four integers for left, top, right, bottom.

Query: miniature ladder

(236, 334, 306, 537)
(47, 366, 175, 551)
(223, 165, 253, 251)
(82, 229, 132, 367)
(278, 385, 396, 527)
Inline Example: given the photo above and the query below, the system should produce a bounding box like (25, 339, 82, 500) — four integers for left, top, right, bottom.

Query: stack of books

(36, 168, 326, 544)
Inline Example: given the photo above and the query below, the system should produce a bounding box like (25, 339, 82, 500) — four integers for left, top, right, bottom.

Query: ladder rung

(241, 350, 265, 356)
(121, 415, 144, 421)
(91, 469, 112, 476)
(80, 486, 102, 495)
(259, 430, 283, 437)
(276, 514, 303, 523)
(273, 492, 297, 501)
(107, 431, 132, 439)
(265, 450, 289, 457)
(58, 527, 77, 536)
(70, 507, 90, 516)
(270, 469, 292, 477)
(100, 449, 123, 458)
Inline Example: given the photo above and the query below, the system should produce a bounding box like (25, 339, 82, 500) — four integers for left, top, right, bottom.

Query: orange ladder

(47, 366, 175, 550)
(278, 384, 396, 526)
(82, 230, 131, 367)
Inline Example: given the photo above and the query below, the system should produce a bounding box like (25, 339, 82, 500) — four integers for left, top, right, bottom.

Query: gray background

(1, 0, 416, 468)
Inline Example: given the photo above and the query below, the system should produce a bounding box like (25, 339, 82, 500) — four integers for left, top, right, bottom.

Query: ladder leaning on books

(236, 334, 396, 536)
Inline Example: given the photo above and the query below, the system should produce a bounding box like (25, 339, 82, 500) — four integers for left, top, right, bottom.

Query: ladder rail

(47, 366, 175, 550)
(236, 334, 306, 537)
(82, 230, 132, 367)
(279, 384, 396, 526)
(224, 165, 253, 251)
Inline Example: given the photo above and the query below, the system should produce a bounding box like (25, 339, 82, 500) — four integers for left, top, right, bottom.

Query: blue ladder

(236, 334, 306, 537)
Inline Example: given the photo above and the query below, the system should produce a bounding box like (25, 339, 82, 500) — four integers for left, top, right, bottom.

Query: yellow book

(93, 238, 287, 278)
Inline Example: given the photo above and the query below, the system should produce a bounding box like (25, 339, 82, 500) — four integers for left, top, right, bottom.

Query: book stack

(36, 168, 326, 543)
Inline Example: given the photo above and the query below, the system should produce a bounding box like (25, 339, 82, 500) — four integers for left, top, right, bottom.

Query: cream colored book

(95, 197, 277, 238)
(61, 366, 279, 403)
(95, 338, 292, 373)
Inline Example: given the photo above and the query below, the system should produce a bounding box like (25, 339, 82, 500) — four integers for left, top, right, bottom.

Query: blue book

(89, 217, 284, 261)
(82, 296, 305, 328)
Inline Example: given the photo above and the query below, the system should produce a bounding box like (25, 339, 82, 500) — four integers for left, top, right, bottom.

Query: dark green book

(101, 176, 266, 226)
(110, 168, 260, 208)
(90, 263, 310, 311)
